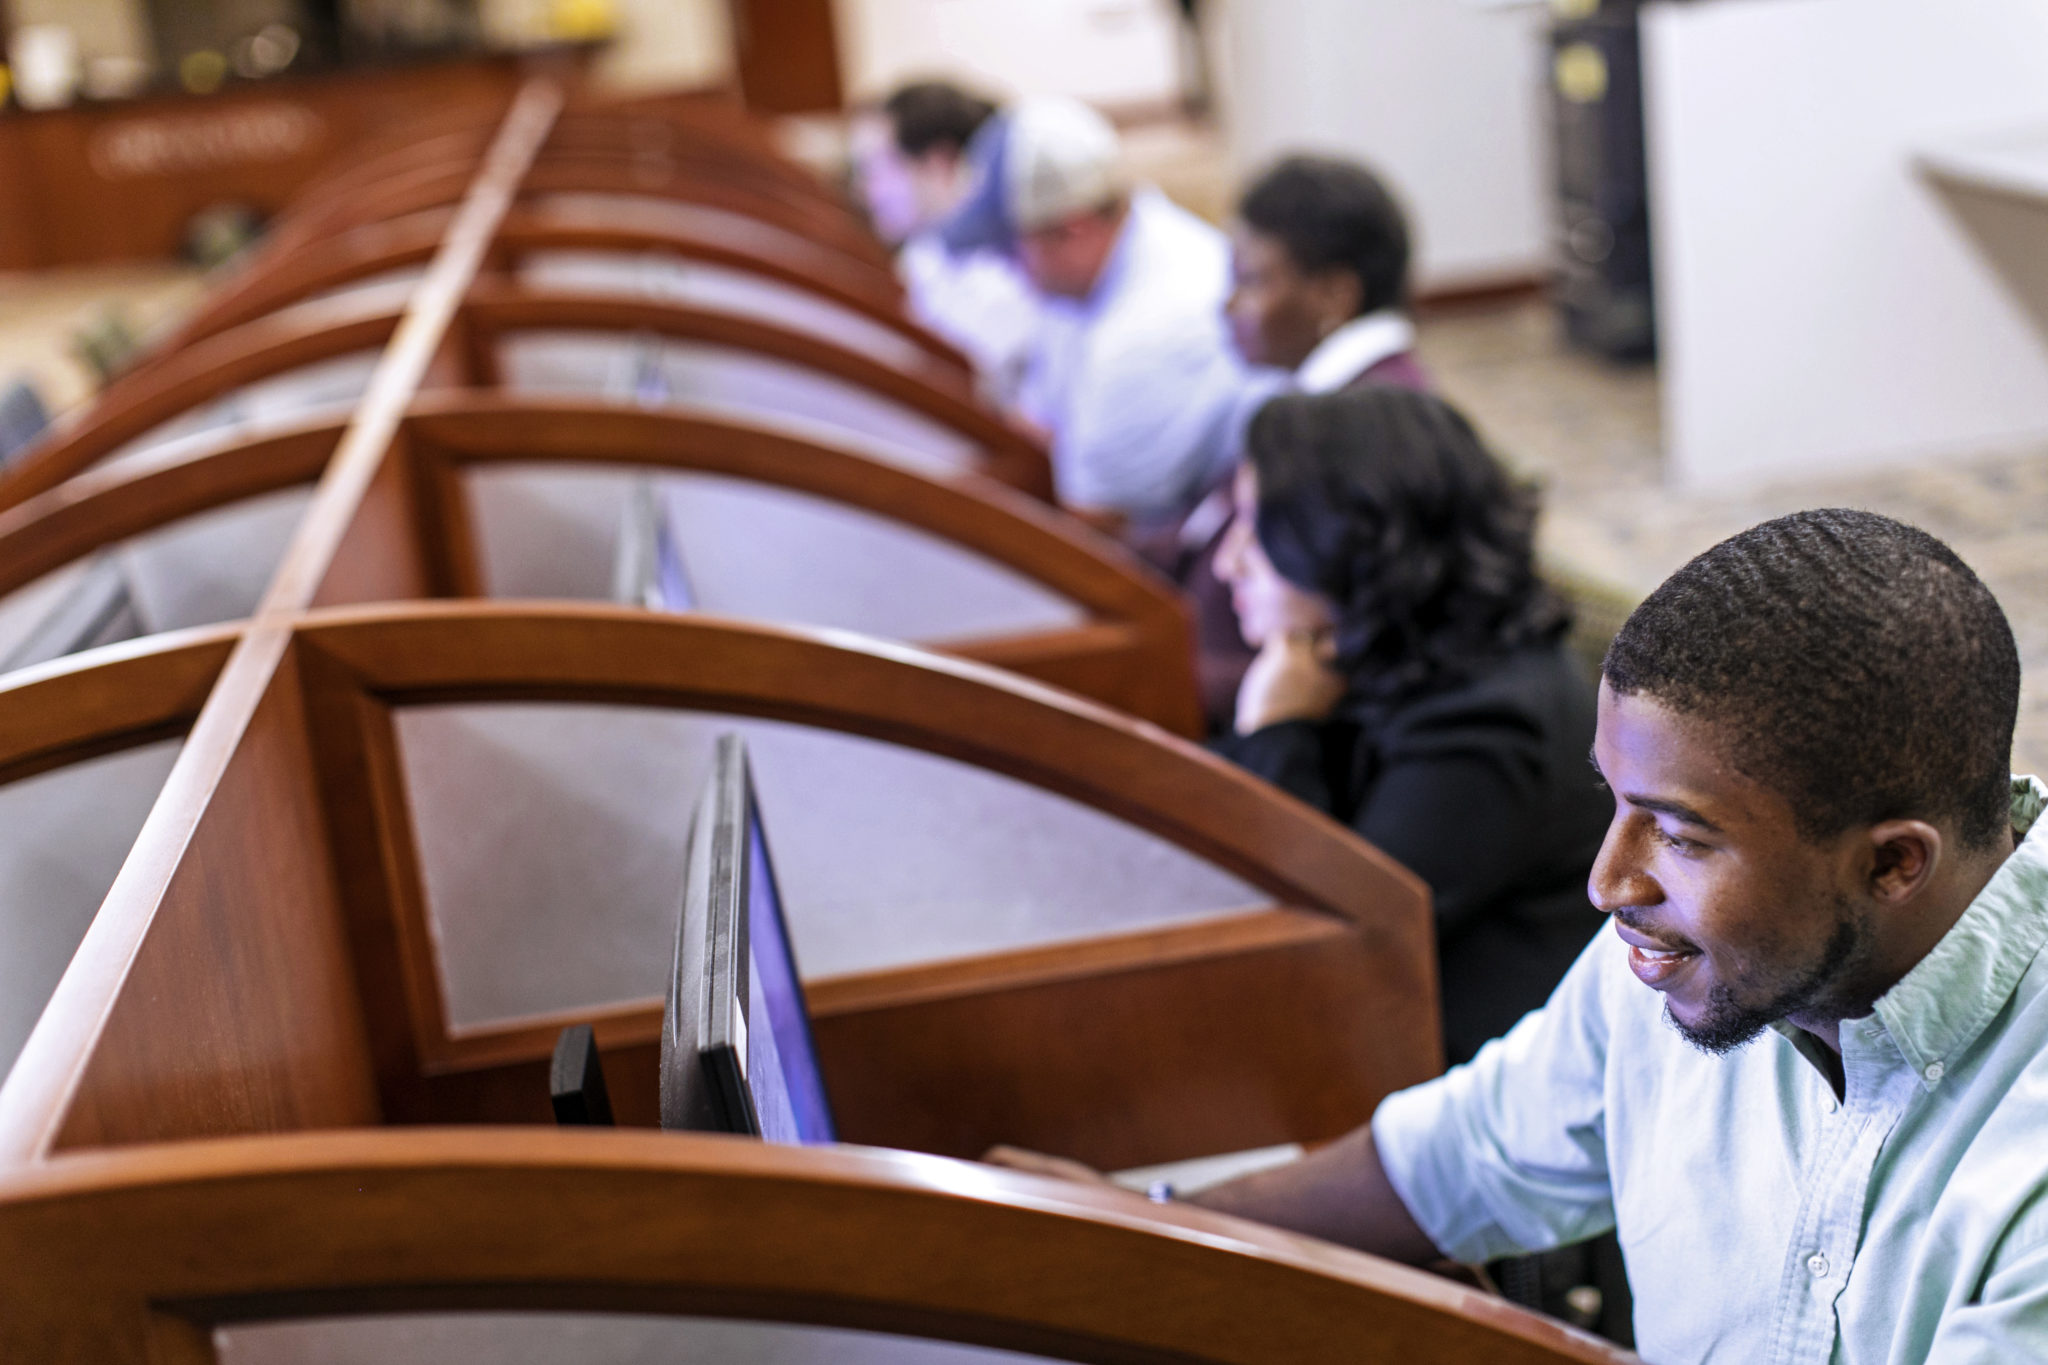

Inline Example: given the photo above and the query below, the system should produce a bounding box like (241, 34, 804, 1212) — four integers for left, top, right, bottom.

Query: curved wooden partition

(0, 1131, 1633, 1365)
(283, 100, 836, 241)
(0, 602, 1432, 1167)
(276, 151, 891, 275)
(1, 280, 1048, 510)
(0, 398, 1198, 731)
(0, 85, 1599, 1365)
(170, 196, 919, 357)
(307, 603, 1433, 1159)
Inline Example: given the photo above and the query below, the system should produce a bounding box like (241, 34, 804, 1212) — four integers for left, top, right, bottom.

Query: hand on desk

(982, 1145, 1114, 1188)
(989, 1129, 1441, 1268)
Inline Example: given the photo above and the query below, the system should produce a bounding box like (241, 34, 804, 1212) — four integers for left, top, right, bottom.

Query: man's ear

(1866, 820, 1941, 904)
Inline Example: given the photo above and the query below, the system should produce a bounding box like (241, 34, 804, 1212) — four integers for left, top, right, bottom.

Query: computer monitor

(659, 734, 834, 1144)
(612, 477, 696, 611)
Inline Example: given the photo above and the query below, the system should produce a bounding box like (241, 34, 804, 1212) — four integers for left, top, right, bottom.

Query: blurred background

(3, 0, 2047, 768)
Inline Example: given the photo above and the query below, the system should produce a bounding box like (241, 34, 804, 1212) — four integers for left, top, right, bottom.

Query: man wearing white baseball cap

(942, 97, 1266, 528)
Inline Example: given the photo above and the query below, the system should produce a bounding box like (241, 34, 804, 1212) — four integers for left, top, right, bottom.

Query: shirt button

(1924, 1061, 1945, 1083)
(1807, 1252, 1829, 1278)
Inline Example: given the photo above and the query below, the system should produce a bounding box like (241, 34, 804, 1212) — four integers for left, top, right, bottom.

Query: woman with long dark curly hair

(1212, 386, 1609, 1062)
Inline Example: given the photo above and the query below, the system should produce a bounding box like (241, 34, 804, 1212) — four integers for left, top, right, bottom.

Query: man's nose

(1588, 818, 1660, 914)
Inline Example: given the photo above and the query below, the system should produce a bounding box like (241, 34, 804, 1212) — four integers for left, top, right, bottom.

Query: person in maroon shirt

(1158, 155, 1430, 726)
(1227, 155, 1429, 392)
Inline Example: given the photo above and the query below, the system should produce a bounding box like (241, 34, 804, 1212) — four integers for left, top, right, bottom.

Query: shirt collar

(1850, 776, 2048, 1089)
(1295, 309, 1417, 393)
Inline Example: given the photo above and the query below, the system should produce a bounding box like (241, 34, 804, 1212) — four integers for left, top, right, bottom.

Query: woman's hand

(1235, 628, 1345, 735)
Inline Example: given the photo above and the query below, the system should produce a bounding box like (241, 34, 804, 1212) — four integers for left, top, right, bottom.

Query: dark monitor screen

(731, 802, 835, 1144)
(659, 734, 833, 1144)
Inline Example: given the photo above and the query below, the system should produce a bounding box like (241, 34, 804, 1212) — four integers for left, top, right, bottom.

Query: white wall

(1218, 0, 1552, 289)
(1643, 0, 2048, 490)
(834, 0, 1184, 110)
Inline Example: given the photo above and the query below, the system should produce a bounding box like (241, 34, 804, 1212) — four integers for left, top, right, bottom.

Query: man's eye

(1658, 828, 1704, 855)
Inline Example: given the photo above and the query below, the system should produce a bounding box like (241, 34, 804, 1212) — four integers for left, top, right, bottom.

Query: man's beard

(1669, 900, 1875, 1055)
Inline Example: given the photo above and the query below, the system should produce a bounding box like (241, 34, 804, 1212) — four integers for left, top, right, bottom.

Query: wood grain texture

(8, 277, 1049, 513)
(0, 420, 340, 600)
(0, 396, 1186, 727)
(395, 907, 1434, 1171)
(407, 395, 1154, 618)
(281, 153, 889, 274)
(49, 641, 383, 1154)
(273, 605, 1430, 1130)
(0, 82, 564, 1163)
(291, 603, 1426, 942)
(0, 627, 234, 784)
(0, 55, 541, 271)
(0, 296, 398, 513)
(0, 1131, 1639, 1364)
(171, 199, 943, 369)
(256, 81, 564, 617)
(307, 432, 436, 610)
(810, 907, 1440, 1168)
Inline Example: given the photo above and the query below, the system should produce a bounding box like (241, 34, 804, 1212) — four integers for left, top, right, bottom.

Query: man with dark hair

(883, 81, 995, 166)
(850, 80, 1037, 398)
(999, 509, 2048, 1359)
(1227, 155, 1425, 391)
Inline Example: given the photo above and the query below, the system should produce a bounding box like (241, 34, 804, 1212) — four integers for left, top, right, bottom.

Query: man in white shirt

(849, 82, 1038, 403)
(998, 509, 2048, 1362)
(940, 98, 1256, 526)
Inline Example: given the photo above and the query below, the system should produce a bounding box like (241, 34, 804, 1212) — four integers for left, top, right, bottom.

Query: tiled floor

(0, 263, 206, 417)
(1417, 296, 2048, 779)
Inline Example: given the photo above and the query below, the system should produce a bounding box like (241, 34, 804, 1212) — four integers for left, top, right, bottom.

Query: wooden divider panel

(0, 1131, 1639, 1365)
(0, 80, 566, 1164)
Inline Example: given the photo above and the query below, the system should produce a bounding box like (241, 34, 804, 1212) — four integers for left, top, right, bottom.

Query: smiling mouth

(1614, 922, 1702, 989)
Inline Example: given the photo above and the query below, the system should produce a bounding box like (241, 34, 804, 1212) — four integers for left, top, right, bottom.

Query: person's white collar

(1295, 309, 1415, 393)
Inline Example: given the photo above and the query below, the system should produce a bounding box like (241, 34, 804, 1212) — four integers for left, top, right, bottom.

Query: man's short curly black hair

(1238, 155, 1412, 317)
(883, 81, 997, 160)
(1603, 509, 2019, 851)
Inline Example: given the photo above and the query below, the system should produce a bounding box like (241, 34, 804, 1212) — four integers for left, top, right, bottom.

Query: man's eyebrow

(1624, 794, 1724, 834)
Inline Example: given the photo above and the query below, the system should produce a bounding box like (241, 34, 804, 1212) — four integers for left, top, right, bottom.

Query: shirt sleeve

(1052, 318, 1255, 517)
(1371, 930, 1623, 1262)
(1926, 1227, 2048, 1361)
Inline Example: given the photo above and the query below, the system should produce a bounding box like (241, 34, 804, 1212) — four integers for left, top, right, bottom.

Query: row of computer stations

(661, 732, 834, 1145)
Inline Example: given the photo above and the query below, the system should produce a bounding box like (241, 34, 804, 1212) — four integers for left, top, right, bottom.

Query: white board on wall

(834, 0, 1185, 111)
(1643, 0, 2048, 490)
(1218, 0, 1552, 289)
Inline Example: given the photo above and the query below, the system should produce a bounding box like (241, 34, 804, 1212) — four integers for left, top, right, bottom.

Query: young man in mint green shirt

(1005, 508, 2048, 1361)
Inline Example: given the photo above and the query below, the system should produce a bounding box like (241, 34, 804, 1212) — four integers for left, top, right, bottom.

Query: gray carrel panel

(100, 352, 381, 476)
(498, 331, 974, 475)
(519, 249, 930, 374)
(115, 485, 317, 634)
(0, 738, 185, 1082)
(222, 1314, 1062, 1365)
(395, 703, 1262, 1031)
(469, 465, 1085, 641)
